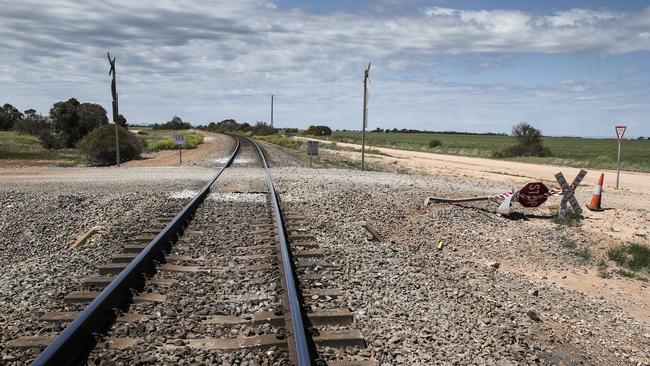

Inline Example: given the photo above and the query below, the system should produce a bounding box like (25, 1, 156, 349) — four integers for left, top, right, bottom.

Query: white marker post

(615, 125, 627, 190)
(173, 134, 186, 164)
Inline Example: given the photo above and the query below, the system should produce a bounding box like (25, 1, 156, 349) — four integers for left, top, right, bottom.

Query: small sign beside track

(173, 134, 186, 145)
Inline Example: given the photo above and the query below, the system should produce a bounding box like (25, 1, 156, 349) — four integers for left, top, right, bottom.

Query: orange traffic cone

(587, 173, 605, 211)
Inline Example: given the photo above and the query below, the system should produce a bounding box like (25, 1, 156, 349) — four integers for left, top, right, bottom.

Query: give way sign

(517, 182, 549, 207)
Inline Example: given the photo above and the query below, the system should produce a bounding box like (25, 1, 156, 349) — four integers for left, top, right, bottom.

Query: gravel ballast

(0, 145, 648, 365)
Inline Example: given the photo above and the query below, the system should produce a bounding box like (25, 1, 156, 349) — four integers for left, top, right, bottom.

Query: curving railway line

(7, 135, 373, 366)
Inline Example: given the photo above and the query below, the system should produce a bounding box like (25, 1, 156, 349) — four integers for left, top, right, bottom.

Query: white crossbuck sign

(554, 169, 587, 217)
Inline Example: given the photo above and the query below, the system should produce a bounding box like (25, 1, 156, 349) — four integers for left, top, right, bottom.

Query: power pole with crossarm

(107, 52, 120, 166)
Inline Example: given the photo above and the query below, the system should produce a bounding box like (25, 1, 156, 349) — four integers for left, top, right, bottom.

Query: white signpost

(615, 125, 627, 190)
(173, 134, 186, 164)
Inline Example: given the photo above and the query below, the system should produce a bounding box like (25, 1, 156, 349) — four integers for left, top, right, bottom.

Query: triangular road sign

(615, 125, 627, 143)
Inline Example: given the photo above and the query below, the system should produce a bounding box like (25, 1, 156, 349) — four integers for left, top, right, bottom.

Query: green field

(324, 132, 650, 172)
(0, 131, 84, 165)
(130, 128, 204, 152)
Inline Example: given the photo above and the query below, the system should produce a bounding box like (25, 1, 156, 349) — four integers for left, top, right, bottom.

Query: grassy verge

(0, 131, 85, 164)
(315, 157, 385, 172)
(561, 238, 592, 263)
(251, 133, 386, 171)
(132, 128, 204, 152)
(608, 243, 650, 273)
(253, 133, 304, 149)
(323, 131, 650, 173)
(553, 211, 582, 227)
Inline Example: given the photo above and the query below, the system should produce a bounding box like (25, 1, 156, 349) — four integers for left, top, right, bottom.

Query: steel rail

(244, 136, 313, 366)
(31, 136, 241, 366)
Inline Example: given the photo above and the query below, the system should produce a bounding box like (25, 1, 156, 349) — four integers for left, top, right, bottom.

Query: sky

(1, 0, 650, 137)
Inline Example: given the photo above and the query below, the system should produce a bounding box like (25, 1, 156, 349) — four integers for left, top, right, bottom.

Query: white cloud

(0, 1, 649, 136)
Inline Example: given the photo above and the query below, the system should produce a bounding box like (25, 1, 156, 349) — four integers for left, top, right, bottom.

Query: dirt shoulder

(300, 137, 650, 198)
(123, 130, 235, 167)
(303, 136, 650, 242)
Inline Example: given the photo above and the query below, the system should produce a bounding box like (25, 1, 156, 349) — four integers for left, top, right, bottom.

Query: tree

(14, 111, 50, 136)
(49, 98, 108, 147)
(512, 122, 542, 146)
(252, 121, 276, 135)
(0, 103, 24, 130)
(49, 98, 80, 147)
(493, 122, 552, 158)
(116, 114, 128, 127)
(78, 102, 109, 132)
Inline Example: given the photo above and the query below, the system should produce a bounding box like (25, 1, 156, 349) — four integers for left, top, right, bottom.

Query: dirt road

(301, 137, 650, 196)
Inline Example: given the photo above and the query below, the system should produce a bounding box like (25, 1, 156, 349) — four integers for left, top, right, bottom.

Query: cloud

(0, 1, 649, 136)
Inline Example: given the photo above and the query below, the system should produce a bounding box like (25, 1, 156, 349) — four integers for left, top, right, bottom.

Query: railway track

(7, 135, 373, 365)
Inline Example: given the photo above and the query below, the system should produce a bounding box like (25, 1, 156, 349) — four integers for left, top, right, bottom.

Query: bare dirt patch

(123, 130, 235, 167)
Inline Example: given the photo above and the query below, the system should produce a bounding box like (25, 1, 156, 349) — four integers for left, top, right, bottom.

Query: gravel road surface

(0, 135, 648, 365)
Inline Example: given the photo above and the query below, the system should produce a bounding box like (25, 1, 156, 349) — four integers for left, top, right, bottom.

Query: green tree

(49, 98, 108, 147)
(116, 114, 128, 127)
(512, 122, 542, 146)
(50, 98, 81, 146)
(14, 111, 50, 136)
(0, 103, 24, 130)
(493, 122, 552, 158)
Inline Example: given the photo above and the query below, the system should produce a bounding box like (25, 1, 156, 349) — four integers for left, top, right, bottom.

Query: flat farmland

(327, 132, 650, 172)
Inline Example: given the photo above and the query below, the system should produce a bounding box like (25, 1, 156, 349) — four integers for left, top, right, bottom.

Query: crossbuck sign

(554, 169, 587, 217)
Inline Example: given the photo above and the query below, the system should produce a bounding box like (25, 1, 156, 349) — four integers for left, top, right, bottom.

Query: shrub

(79, 124, 143, 165)
(304, 125, 332, 136)
(428, 139, 442, 148)
(493, 122, 552, 158)
(552, 211, 582, 227)
(38, 130, 64, 149)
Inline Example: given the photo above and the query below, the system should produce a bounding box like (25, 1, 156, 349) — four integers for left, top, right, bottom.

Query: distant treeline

(198, 119, 277, 135)
(197, 119, 333, 136)
(150, 116, 192, 130)
(338, 127, 508, 136)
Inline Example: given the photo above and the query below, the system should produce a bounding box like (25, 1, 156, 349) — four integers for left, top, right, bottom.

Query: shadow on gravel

(435, 202, 559, 222)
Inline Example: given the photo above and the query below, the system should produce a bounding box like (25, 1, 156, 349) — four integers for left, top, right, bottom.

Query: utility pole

(270, 94, 274, 128)
(361, 62, 371, 171)
(107, 52, 120, 166)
